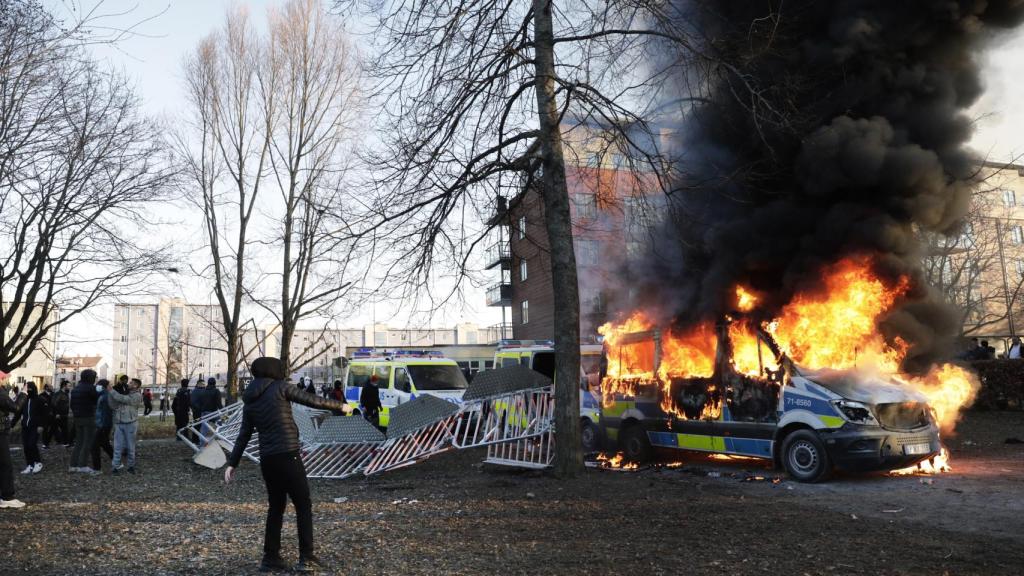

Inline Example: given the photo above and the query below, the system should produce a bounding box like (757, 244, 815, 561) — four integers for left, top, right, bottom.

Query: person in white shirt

(1008, 337, 1022, 359)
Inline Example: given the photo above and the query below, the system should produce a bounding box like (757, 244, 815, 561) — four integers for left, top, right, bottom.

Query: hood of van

(799, 367, 928, 404)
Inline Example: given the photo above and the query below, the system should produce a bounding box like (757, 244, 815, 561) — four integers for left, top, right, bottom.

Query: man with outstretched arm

(224, 357, 351, 574)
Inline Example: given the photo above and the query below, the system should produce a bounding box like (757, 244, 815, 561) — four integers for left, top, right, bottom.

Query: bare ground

(1, 411, 1022, 575)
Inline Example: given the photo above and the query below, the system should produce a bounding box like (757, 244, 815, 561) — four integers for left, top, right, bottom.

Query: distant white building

(112, 298, 268, 387)
(55, 355, 109, 384)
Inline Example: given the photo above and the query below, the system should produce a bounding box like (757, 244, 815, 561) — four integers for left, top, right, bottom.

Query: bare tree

(179, 7, 271, 397)
(0, 0, 173, 375)
(251, 0, 360, 373)
(340, 0, 684, 476)
(923, 175, 1024, 341)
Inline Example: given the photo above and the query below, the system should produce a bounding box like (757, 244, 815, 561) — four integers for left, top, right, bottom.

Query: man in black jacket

(0, 380, 27, 508)
(50, 381, 71, 447)
(14, 383, 46, 474)
(68, 370, 99, 473)
(171, 379, 191, 441)
(225, 357, 350, 573)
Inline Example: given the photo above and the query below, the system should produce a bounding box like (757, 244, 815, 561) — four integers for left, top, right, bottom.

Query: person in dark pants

(225, 357, 350, 573)
(142, 388, 153, 416)
(68, 370, 99, 473)
(39, 384, 53, 449)
(13, 383, 46, 474)
(91, 380, 114, 473)
(360, 374, 382, 429)
(171, 379, 191, 441)
(50, 381, 71, 447)
(0, 381, 28, 509)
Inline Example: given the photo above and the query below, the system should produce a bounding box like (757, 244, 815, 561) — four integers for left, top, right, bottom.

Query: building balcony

(485, 195, 510, 226)
(485, 283, 512, 307)
(487, 322, 514, 342)
(484, 242, 511, 270)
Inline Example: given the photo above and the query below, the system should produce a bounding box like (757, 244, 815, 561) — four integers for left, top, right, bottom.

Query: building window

(959, 221, 975, 248)
(574, 193, 597, 219)
(1012, 225, 1024, 245)
(519, 258, 528, 282)
(518, 216, 526, 240)
(1003, 189, 1016, 207)
(1016, 259, 1024, 279)
(577, 239, 599, 267)
(586, 151, 601, 168)
(521, 300, 529, 324)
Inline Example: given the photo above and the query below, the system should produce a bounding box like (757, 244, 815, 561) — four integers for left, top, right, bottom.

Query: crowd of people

(958, 337, 1024, 360)
(0, 370, 166, 509)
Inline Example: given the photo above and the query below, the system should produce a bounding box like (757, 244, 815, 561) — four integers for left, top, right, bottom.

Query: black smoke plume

(634, 0, 1024, 373)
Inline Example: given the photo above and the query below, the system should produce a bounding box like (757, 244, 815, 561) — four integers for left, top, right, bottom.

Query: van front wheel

(781, 430, 831, 483)
(619, 424, 652, 463)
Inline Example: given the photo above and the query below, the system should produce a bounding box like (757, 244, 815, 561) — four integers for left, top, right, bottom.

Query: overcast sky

(48, 0, 1024, 357)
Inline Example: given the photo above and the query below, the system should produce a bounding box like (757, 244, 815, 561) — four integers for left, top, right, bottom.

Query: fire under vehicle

(600, 317, 943, 482)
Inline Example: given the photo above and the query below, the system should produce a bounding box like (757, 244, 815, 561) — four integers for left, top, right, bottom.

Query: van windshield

(347, 364, 389, 387)
(407, 365, 468, 391)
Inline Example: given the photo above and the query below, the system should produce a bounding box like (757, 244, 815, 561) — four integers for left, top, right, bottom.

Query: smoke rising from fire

(632, 1, 1024, 374)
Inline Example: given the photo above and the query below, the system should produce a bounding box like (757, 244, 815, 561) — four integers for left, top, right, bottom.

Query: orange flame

(736, 285, 758, 312)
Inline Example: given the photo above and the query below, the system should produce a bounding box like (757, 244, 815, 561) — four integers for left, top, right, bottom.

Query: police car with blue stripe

(344, 350, 468, 428)
(602, 319, 942, 482)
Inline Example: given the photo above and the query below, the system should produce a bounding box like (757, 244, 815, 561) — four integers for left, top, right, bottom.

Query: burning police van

(599, 317, 943, 482)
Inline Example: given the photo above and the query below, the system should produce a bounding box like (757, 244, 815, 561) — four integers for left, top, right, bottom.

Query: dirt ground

(1, 411, 1021, 576)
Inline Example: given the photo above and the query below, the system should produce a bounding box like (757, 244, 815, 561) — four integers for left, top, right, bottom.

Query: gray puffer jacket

(108, 388, 143, 424)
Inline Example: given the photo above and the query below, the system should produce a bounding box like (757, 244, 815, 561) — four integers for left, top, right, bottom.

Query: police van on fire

(344, 349, 469, 428)
(600, 318, 943, 482)
(493, 340, 604, 452)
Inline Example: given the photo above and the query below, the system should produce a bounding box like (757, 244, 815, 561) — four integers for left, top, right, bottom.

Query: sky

(44, 0, 1024, 357)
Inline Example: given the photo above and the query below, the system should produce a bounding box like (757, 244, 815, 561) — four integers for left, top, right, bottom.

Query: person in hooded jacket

(171, 379, 191, 441)
(0, 380, 28, 509)
(50, 381, 71, 447)
(225, 357, 351, 574)
(91, 380, 114, 473)
(13, 383, 46, 474)
(68, 370, 98, 472)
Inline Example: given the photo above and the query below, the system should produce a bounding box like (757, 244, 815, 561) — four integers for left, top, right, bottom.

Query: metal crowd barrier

(179, 366, 559, 477)
(363, 395, 461, 476)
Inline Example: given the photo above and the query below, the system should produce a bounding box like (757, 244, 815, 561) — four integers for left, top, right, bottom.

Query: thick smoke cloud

(633, 0, 1024, 373)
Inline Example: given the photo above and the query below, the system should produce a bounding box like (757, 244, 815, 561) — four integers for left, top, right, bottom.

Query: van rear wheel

(781, 430, 831, 483)
(619, 424, 652, 463)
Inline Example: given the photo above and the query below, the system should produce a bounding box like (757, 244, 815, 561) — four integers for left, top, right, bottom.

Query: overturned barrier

(179, 366, 558, 476)
(363, 395, 462, 476)
(453, 366, 554, 449)
(305, 417, 386, 479)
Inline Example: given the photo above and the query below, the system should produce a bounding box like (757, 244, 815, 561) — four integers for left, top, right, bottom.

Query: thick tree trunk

(532, 0, 583, 478)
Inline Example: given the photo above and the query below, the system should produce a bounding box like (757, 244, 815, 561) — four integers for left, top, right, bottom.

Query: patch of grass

(137, 416, 177, 439)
